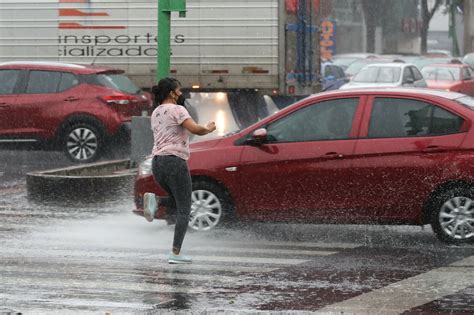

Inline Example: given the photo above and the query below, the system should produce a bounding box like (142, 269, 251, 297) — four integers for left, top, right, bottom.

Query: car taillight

(99, 94, 135, 105)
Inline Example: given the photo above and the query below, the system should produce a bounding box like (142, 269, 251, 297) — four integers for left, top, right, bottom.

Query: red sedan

(135, 88, 474, 244)
(421, 64, 474, 96)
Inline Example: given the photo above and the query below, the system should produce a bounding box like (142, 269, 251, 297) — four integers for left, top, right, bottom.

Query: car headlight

(138, 157, 153, 176)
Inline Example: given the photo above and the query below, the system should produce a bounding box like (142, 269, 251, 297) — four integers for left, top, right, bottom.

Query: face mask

(176, 94, 186, 106)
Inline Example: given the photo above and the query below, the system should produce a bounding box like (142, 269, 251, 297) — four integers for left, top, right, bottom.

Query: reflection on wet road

(0, 150, 473, 314)
(0, 184, 473, 314)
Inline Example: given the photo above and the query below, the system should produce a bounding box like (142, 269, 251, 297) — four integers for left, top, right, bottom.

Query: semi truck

(0, 0, 322, 127)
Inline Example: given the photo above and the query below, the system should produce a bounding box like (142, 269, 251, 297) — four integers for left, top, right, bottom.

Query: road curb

(26, 159, 136, 202)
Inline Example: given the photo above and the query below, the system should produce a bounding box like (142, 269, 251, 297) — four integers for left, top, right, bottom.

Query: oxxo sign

(320, 19, 336, 60)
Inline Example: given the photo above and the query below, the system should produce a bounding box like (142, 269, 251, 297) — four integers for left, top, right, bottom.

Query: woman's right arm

(182, 118, 216, 136)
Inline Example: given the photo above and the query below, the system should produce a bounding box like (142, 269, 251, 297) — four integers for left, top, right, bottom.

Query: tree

(420, 0, 445, 53)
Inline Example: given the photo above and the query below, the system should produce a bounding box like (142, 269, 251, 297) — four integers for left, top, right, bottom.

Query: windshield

(332, 57, 359, 69)
(345, 60, 372, 76)
(411, 58, 451, 70)
(421, 66, 460, 81)
(353, 66, 401, 83)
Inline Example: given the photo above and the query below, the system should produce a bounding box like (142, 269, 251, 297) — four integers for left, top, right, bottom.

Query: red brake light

(99, 94, 134, 105)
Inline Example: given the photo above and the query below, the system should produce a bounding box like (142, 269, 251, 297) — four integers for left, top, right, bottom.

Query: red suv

(134, 88, 474, 244)
(0, 62, 152, 163)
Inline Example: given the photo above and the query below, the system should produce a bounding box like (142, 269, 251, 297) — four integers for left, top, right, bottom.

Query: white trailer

(0, 0, 284, 93)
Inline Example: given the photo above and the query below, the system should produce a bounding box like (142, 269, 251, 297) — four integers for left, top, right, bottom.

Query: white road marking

(316, 255, 474, 315)
(0, 248, 308, 265)
(0, 257, 278, 274)
(212, 240, 362, 249)
(0, 275, 236, 295)
(0, 265, 242, 283)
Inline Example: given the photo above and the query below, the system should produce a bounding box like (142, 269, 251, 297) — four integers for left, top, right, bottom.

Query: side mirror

(249, 128, 268, 145)
(403, 78, 415, 85)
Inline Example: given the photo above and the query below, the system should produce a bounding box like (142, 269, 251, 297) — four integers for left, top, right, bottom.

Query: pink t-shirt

(151, 104, 192, 160)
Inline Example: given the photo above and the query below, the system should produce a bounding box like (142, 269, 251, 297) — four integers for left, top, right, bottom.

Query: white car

(340, 63, 427, 90)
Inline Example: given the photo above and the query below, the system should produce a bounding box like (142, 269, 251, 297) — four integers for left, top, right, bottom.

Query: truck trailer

(0, 0, 322, 127)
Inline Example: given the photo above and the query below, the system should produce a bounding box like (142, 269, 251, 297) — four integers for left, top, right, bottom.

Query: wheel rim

(189, 190, 222, 231)
(439, 196, 474, 240)
(66, 127, 98, 161)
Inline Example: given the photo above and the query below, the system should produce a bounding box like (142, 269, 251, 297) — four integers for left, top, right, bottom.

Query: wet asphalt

(0, 147, 473, 315)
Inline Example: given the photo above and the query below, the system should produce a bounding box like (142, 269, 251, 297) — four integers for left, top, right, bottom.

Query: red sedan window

(368, 98, 464, 138)
(266, 98, 359, 142)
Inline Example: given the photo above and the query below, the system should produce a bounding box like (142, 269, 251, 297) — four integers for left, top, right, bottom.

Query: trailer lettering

(57, 33, 183, 58)
(115, 35, 131, 44)
(175, 35, 185, 43)
(96, 48, 107, 56)
(81, 35, 92, 44)
(95, 35, 111, 45)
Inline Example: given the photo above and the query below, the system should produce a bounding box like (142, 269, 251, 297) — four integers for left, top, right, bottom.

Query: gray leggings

(152, 155, 192, 252)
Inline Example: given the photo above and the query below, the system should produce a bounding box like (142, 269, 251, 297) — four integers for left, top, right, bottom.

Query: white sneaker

(143, 192, 158, 222)
(168, 253, 193, 264)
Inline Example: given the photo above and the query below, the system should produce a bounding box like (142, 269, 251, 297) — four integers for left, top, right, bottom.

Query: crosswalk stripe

(157, 254, 307, 265)
(0, 248, 308, 265)
(0, 265, 247, 283)
(0, 275, 235, 295)
(316, 255, 474, 314)
(210, 240, 361, 249)
(194, 247, 337, 256)
(3, 241, 339, 257)
(0, 294, 154, 312)
(0, 257, 278, 274)
(5, 236, 361, 251)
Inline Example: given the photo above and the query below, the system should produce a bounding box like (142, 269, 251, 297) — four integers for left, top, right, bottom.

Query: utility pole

(464, 0, 472, 54)
(157, 0, 186, 82)
(450, 1, 460, 56)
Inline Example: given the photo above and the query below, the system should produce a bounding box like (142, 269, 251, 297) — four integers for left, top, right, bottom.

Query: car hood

(340, 82, 400, 90)
(190, 137, 223, 152)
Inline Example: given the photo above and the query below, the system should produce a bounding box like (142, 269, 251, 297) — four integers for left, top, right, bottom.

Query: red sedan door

(351, 95, 467, 223)
(236, 97, 365, 222)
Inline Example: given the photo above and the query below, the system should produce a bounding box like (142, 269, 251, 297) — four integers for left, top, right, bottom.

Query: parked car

(344, 58, 391, 79)
(422, 64, 474, 96)
(331, 53, 379, 70)
(426, 50, 453, 58)
(134, 88, 474, 244)
(409, 57, 461, 70)
(340, 63, 427, 90)
(0, 62, 152, 163)
(462, 53, 474, 69)
(321, 62, 348, 91)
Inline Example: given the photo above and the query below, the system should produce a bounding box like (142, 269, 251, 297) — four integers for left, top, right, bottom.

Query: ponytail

(152, 77, 182, 106)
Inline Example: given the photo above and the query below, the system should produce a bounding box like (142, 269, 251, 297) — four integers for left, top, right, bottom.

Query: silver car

(340, 63, 427, 90)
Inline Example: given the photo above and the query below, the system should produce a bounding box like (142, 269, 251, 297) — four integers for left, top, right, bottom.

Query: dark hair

(151, 77, 182, 105)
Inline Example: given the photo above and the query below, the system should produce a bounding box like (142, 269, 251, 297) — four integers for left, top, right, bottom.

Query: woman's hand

(205, 122, 216, 133)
